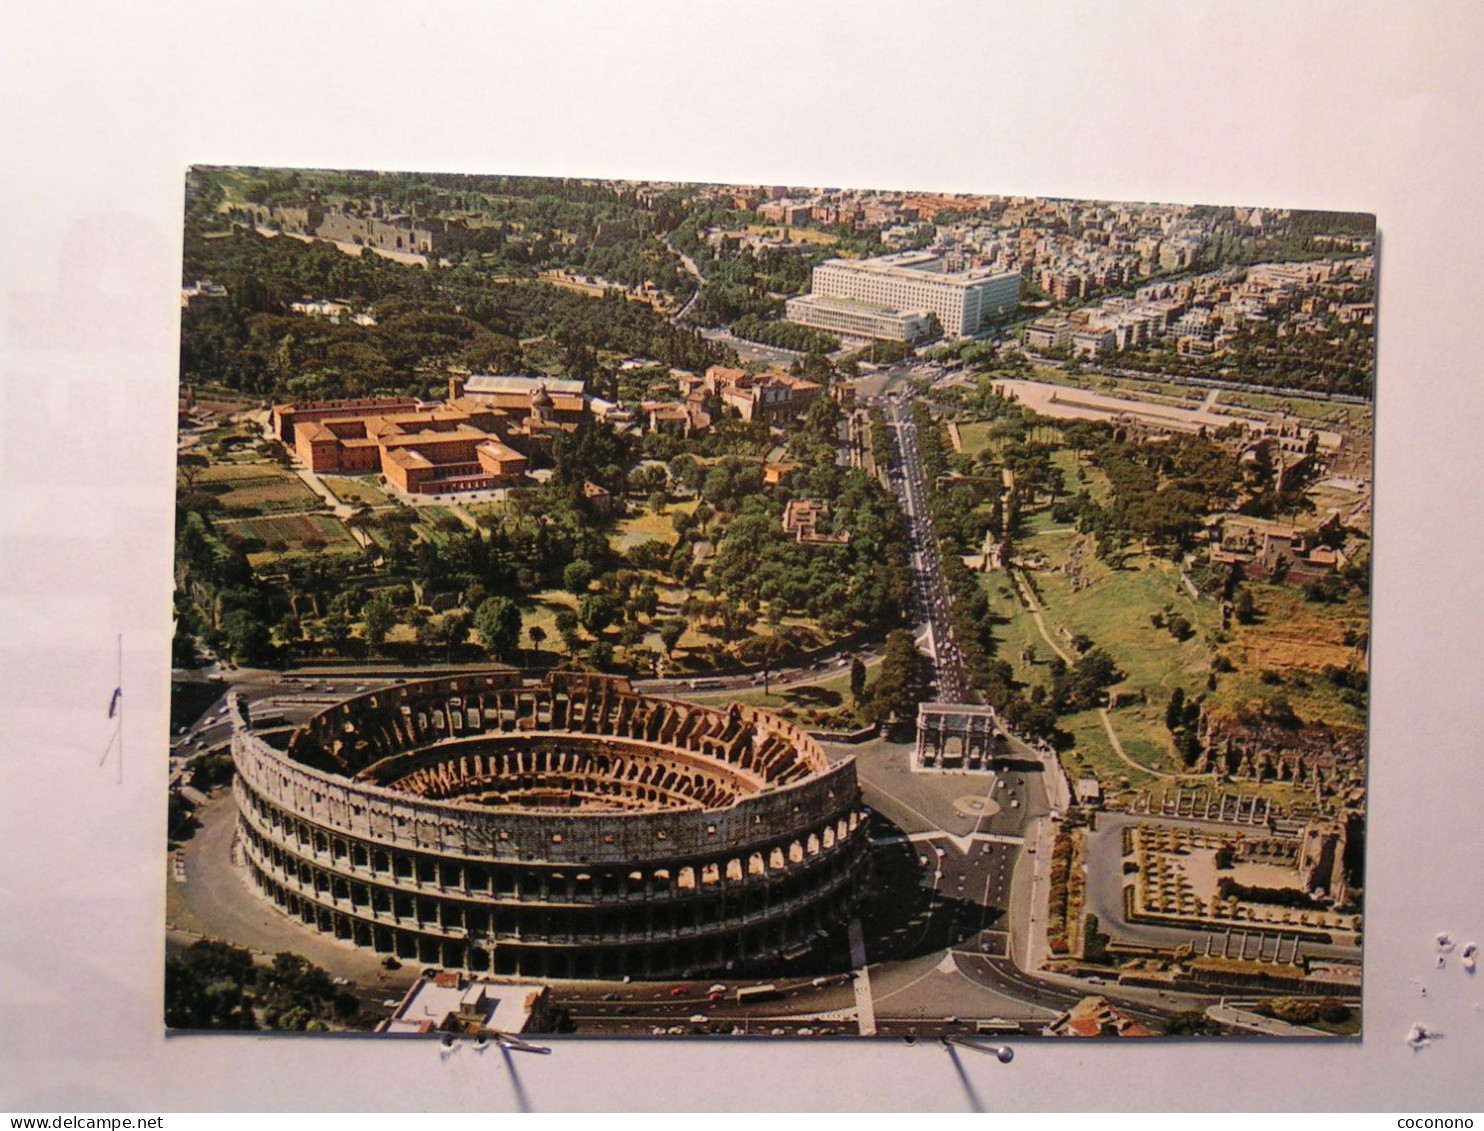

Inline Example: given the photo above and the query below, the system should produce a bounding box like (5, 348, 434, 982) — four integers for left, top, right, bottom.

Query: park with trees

(899, 372, 1370, 804)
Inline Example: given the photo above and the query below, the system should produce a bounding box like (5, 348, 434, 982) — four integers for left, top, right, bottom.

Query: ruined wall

(229, 675, 871, 977)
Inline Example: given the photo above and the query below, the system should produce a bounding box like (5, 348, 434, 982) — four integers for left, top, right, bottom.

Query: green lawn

(1049, 448, 1112, 507)
(1057, 710, 1161, 791)
(956, 421, 998, 459)
(978, 571, 1048, 684)
(461, 501, 505, 525)
(321, 475, 390, 507)
(411, 506, 464, 546)
(1031, 551, 1218, 706)
(682, 666, 862, 728)
(1217, 389, 1372, 430)
(613, 506, 681, 549)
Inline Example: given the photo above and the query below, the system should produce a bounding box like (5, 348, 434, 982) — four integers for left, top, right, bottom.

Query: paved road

(698, 326, 809, 368)
(661, 235, 705, 323)
(640, 644, 883, 701)
(170, 671, 1229, 1034)
(881, 396, 973, 703)
(170, 790, 416, 1000)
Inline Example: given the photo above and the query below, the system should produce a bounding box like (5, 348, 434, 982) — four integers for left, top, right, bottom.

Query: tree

(414, 614, 438, 662)
(632, 585, 659, 620)
(433, 610, 469, 663)
(1165, 687, 1186, 732)
(361, 593, 396, 656)
(669, 453, 704, 494)
(1234, 589, 1258, 624)
(658, 618, 686, 659)
(172, 622, 201, 669)
(563, 559, 595, 595)
(737, 634, 786, 695)
(850, 656, 868, 706)
(577, 591, 619, 636)
(868, 629, 927, 727)
(222, 608, 273, 665)
(555, 609, 582, 658)
(322, 609, 353, 654)
(527, 624, 547, 660)
(474, 596, 523, 661)
(715, 598, 756, 641)
(165, 940, 257, 1031)
(178, 452, 210, 489)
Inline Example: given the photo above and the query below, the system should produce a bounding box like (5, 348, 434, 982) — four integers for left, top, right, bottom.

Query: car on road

(668, 985, 689, 996)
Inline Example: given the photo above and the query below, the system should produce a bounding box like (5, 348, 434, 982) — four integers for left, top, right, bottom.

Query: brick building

(273, 399, 527, 495)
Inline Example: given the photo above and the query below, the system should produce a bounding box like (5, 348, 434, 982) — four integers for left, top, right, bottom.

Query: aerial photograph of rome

(167, 166, 1374, 1042)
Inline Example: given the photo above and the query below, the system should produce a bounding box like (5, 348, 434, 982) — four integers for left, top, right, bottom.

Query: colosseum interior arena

(232, 671, 871, 979)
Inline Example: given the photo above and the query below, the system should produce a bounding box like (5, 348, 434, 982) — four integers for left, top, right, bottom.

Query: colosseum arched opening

(231, 671, 871, 980)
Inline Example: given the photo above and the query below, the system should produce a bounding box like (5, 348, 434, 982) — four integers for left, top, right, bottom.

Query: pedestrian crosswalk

(908, 829, 1024, 853)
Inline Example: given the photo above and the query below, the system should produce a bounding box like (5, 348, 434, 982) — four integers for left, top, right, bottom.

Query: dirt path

(1013, 571, 1177, 781)
(1011, 571, 1074, 666)
(1097, 707, 1178, 780)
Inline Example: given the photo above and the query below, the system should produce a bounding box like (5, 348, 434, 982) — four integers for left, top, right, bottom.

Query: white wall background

(1, 0, 1481, 1112)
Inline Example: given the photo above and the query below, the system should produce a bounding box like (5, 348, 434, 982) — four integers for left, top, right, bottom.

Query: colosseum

(232, 671, 871, 979)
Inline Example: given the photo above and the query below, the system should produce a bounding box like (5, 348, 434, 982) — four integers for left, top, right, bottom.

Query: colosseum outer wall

(228, 675, 871, 979)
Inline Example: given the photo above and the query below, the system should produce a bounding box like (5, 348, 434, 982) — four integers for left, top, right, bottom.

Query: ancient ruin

(231, 672, 871, 979)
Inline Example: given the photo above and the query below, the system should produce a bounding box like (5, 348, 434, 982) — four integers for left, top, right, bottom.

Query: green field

(321, 475, 390, 506)
(1032, 550, 1218, 702)
(956, 421, 997, 458)
(1058, 709, 1163, 790)
(412, 506, 466, 545)
(461, 501, 506, 525)
(978, 571, 1047, 682)
(1004, 520, 1222, 785)
(521, 590, 580, 659)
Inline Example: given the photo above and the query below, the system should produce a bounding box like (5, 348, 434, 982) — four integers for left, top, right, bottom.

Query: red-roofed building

(273, 398, 527, 495)
(703, 365, 822, 425)
(1047, 995, 1157, 1038)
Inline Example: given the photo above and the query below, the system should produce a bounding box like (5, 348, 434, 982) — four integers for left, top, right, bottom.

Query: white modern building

(781, 294, 935, 342)
(786, 251, 1020, 341)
